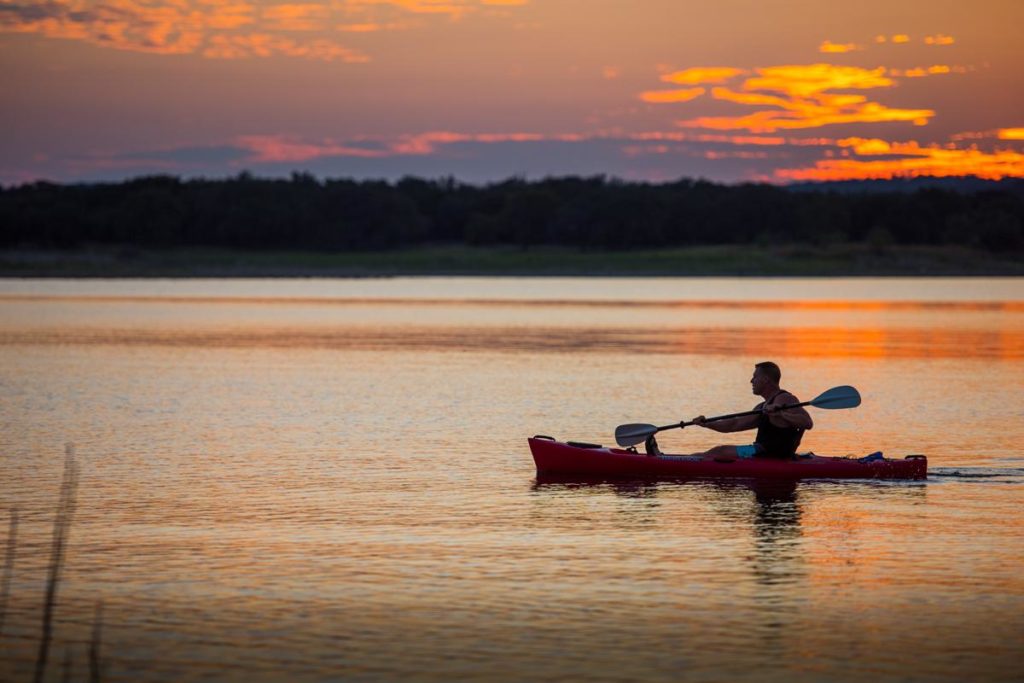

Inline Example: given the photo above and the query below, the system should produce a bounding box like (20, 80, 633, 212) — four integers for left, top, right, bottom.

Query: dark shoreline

(1, 244, 1022, 278)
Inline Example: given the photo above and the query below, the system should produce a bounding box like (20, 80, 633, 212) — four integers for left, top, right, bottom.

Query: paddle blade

(810, 385, 861, 410)
(615, 423, 658, 447)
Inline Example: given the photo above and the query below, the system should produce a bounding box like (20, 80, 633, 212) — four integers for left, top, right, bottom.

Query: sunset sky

(2, 0, 1023, 185)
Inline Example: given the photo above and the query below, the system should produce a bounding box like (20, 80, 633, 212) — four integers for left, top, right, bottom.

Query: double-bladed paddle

(614, 385, 861, 448)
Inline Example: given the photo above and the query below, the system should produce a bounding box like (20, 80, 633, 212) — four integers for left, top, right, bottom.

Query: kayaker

(648, 361, 813, 459)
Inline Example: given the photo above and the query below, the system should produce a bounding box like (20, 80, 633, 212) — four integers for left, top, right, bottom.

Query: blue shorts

(735, 443, 766, 459)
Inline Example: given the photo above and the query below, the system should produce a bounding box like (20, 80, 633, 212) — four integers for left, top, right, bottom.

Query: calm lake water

(1, 277, 1022, 682)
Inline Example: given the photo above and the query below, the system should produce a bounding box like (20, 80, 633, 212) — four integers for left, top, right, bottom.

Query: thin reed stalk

(0, 507, 17, 636)
(32, 443, 80, 683)
(61, 646, 73, 683)
(89, 600, 104, 683)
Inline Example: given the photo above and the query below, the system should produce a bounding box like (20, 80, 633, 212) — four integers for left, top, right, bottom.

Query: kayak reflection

(530, 475, 925, 586)
(531, 476, 807, 589)
(532, 476, 803, 536)
(747, 479, 804, 590)
(532, 474, 927, 499)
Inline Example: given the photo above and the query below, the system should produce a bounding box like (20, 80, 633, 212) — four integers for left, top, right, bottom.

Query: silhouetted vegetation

(2, 174, 1022, 253)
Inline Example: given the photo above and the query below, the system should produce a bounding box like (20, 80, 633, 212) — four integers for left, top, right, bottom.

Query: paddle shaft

(614, 385, 859, 447)
(651, 400, 813, 434)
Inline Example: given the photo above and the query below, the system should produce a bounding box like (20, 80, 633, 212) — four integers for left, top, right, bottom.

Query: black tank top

(755, 390, 804, 457)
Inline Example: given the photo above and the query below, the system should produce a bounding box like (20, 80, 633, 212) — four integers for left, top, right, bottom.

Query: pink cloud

(233, 131, 588, 162)
(236, 135, 390, 162)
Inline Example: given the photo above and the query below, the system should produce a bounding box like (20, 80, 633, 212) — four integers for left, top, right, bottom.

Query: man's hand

(692, 415, 708, 427)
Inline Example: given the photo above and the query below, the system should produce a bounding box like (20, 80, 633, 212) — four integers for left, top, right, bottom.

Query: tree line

(2, 173, 1022, 252)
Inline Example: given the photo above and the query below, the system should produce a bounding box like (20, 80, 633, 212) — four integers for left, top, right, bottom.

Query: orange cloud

(628, 131, 792, 146)
(744, 64, 892, 97)
(711, 135, 786, 146)
(660, 67, 746, 85)
(674, 65, 933, 133)
(819, 40, 860, 53)
(826, 33, 955, 51)
(358, 0, 465, 15)
(336, 22, 397, 32)
(999, 128, 1024, 140)
(0, 0, 208, 55)
(204, 33, 367, 61)
(836, 137, 893, 155)
(347, 0, 518, 17)
(206, 3, 257, 30)
(787, 137, 835, 146)
(710, 87, 792, 108)
(704, 150, 769, 160)
(261, 4, 329, 31)
(640, 87, 705, 103)
(391, 131, 583, 154)
(951, 131, 991, 141)
(777, 138, 1024, 181)
(683, 106, 932, 133)
(894, 64, 952, 78)
(652, 63, 937, 133)
(0, 0, 528, 59)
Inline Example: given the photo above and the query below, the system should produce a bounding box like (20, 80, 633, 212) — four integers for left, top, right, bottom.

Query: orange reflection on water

(800, 481, 1024, 595)
(1, 294, 1021, 312)
(1, 291, 1020, 359)
(691, 325, 1024, 360)
(1, 324, 1021, 359)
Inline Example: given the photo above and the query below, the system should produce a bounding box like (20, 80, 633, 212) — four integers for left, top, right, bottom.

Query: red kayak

(529, 437, 927, 480)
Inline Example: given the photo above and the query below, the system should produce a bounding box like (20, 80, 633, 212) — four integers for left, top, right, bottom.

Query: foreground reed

(0, 507, 17, 636)
(89, 601, 104, 683)
(1, 444, 107, 682)
(33, 443, 80, 683)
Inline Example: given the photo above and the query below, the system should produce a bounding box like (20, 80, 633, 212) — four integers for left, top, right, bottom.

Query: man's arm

(765, 392, 814, 430)
(692, 413, 760, 432)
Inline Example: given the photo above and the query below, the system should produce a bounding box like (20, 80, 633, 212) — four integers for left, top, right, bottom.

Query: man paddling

(646, 361, 812, 459)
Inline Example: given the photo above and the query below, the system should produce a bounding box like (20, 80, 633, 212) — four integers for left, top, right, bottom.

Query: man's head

(751, 361, 781, 396)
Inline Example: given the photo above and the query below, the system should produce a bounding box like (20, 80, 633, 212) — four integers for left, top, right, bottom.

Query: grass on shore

(1, 243, 1021, 277)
